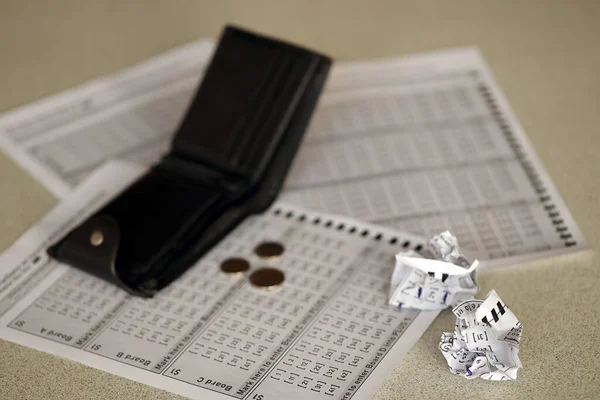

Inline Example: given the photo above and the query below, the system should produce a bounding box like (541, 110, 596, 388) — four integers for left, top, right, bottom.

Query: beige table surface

(1, 1, 599, 399)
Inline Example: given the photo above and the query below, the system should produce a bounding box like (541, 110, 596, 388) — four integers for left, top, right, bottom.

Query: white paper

(388, 231, 479, 311)
(0, 161, 437, 400)
(0, 41, 585, 266)
(439, 290, 522, 380)
(0, 40, 214, 197)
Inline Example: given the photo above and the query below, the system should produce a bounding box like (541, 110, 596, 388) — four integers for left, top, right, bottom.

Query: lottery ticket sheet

(0, 161, 438, 400)
(0, 41, 586, 266)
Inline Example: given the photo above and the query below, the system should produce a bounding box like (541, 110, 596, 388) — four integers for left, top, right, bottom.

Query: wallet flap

(171, 26, 321, 183)
(47, 215, 137, 293)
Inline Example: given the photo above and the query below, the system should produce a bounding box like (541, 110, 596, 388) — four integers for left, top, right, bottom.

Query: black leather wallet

(48, 26, 332, 297)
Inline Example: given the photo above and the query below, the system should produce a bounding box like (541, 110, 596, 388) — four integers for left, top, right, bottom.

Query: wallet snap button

(89, 231, 104, 247)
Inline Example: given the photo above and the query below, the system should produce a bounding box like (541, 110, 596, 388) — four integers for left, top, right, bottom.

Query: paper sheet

(0, 41, 585, 265)
(0, 161, 437, 400)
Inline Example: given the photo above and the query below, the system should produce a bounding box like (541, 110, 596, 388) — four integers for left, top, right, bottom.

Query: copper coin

(220, 258, 250, 275)
(249, 268, 285, 289)
(254, 242, 285, 258)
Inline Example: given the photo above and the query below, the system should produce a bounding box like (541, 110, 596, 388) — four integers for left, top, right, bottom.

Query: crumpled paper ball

(389, 231, 479, 311)
(439, 290, 523, 380)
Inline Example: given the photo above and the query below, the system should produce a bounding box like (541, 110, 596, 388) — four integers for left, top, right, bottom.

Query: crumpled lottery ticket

(389, 231, 479, 310)
(439, 290, 523, 380)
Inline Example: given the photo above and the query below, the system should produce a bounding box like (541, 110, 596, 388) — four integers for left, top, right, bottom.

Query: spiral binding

(477, 83, 576, 247)
(271, 208, 424, 252)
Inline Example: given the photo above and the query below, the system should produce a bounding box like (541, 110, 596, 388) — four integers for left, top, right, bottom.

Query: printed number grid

(256, 247, 418, 399)
(28, 90, 192, 187)
(282, 74, 553, 258)
(8, 269, 129, 347)
(163, 214, 367, 397)
(9, 209, 421, 400)
(79, 217, 290, 372)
